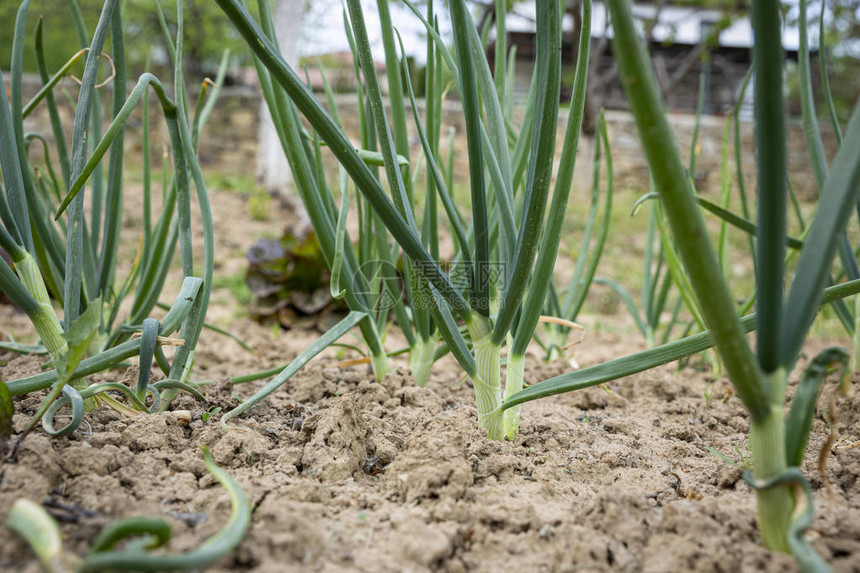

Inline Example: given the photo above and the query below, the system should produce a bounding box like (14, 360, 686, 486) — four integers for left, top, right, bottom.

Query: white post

(257, 0, 304, 195)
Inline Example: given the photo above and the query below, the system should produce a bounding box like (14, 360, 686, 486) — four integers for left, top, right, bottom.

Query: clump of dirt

(2, 335, 859, 572)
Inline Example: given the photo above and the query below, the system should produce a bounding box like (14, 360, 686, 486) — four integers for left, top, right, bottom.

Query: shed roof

(506, 1, 802, 51)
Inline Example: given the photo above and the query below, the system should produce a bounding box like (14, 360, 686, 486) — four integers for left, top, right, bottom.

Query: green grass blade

(818, 2, 843, 143)
(426, 288, 477, 377)
(504, 279, 860, 411)
(660, 296, 685, 345)
(4, 0, 36, 250)
(562, 136, 603, 315)
(345, 0, 415, 230)
(733, 66, 756, 273)
(511, 73, 538, 193)
(221, 311, 367, 428)
(420, 4, 440, 261)
(342, 10, 369, 149)
(752, 0, 788, 373)
(596, 277, 649, 340)
(97, 3, 127, 299)
(397, 32, 471, 259)
(654, 198, 705, 331)
(445, 126, 457, 207)
(505, 314, 759, 410)
(64, 0, 107, 293)
(511, 0, 591, 358)
(32, 25, 74, 189)
(694, 194, 804, 250)
(717, 116, 732, 281)
(56, 75, 175, 219)
(171, 0, 194, 281)
(316, 56, 343, 129)
(465, 11, 514, 211)
(153, 0, 176, 65)
(491, 0, 561, 345)
(25, 134, 61, 200)
(784, 347, 849, 467)
(606, 0, 767, 420)
(781, 103, 860, 366)
(89, 517, 171, 553)
(479, 128, 517, 257)
(23, 46, 86, 123)
(449, 0, 490, 315)
(688, 67, 706, 177)
(787, 177, 806, 232)
(141, 54, 153, 274)
(640, 194, 658, 315)
(494, 0, 507, 104)
(0, 71, 28, 248)
(0, 380, 12, 448)
(797, 0, 827, 190)
(650, 269, 674, 340)
(565, 111, 613, 323)
(134, 318, 159, 400)
(374, 0, 410, 159)
(163, 1, 216, 396)
(251, 0, 387, 360)
(401, 0, 460, 81)
(504, 44, 517, 118)
(330, 171, 350, 300)
(192, 50, 230, 149)
(63, 0, 117, 327)
(798, 0, 859, 284)
(67, 0, 88, 45)
(128, 185, 178, 327)
(0, 255, 40, 318)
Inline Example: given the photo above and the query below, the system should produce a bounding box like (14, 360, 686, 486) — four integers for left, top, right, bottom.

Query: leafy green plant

(503, 0, 860, 568)
(6, 448, 250, 572)
(245, 228, 341, 325)
(1, 0, 218, 436)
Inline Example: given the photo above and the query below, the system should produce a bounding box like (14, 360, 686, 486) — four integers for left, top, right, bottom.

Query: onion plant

(1, 0, 218, 437)
(502, 0, 860, 567)
(244, 0, 400, 382)
(540, 103, 610, 364)
(217, 0, 603, 440)
(593, 78, 713, 351)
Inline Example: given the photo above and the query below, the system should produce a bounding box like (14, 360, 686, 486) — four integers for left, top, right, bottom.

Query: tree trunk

(257, 0, 304, 195)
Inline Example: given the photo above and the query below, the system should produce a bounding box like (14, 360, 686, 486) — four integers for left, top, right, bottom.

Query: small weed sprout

(202, 406, 222, 424)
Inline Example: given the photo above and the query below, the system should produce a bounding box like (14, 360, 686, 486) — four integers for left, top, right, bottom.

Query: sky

(300, 0, 453, 64)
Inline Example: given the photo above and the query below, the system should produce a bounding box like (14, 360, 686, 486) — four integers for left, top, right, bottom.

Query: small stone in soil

(168, 511, 208, 527)
(538, 524, 554, 540)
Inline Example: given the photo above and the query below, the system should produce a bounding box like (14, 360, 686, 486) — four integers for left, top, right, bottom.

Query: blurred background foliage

(2, 0, 858, 117)
(0, 0, 258, 80)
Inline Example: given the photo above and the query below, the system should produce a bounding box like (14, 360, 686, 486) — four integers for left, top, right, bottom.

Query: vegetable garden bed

(3, 0, 860, 569)
(1, 184, 859, 572)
